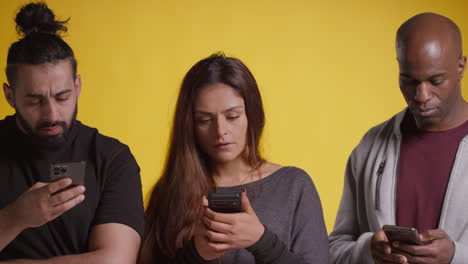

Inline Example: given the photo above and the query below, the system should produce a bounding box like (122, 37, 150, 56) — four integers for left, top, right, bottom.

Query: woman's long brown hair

(138, 53, 265, 263)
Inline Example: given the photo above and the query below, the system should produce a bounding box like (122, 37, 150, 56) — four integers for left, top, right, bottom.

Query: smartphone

(208, 192, 242, 213)
(383, 225, 423, 245)
(49, 161, 86, 187)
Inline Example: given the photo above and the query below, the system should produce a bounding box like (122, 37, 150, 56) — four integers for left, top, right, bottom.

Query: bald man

(329, 13, 468, 264)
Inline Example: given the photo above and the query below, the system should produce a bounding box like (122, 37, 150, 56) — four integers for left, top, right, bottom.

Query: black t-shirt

(0, 115, 145, 259)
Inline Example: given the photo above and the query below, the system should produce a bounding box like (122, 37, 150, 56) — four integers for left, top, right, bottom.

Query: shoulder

(272, 166, 318, 193)
(351, 110, 405, 158)
(76, 121, 132, 159)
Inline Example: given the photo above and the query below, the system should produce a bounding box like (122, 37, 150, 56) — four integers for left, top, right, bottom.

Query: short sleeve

(91, 145, 145, 238)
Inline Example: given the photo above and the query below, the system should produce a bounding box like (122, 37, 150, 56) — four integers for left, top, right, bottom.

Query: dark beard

(16, 106, 78, 151)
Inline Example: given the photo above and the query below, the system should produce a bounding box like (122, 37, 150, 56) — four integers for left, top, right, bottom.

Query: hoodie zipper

(375, 160, 386, 211)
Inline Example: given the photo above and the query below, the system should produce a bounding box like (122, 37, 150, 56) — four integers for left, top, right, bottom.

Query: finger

(406, 254, 434, 263)
(375, 251, 408, 264)
(393, 242, 433, 257)
(50, 194, 85, 217)
(240, 189, 253, 213)
(373, 229, 391, 254)
(202, 196, 208, 207)
(374, 254, 407, 264)
(41, 178, 73, 195)
(205, 229, 230, 243)
(49, 185, 86, 206)
(204, 207, 235, 225)
(30, 182, 47, 190)
(203, 215, 231, 233)
(206, 241, 231, 252)
(374, 228, 390, 243)
(420, 229, 447, 242)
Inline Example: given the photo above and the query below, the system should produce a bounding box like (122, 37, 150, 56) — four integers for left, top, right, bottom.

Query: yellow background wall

(1, 0, 468, 233)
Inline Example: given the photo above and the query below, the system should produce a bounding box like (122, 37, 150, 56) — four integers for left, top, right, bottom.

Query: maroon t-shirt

(396, 112, 468, 232)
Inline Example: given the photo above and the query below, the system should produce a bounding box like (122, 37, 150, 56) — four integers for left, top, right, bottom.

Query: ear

(457, 56, 466, 80)
(74, 75, 82, 99)
(3, 83, 15, 108)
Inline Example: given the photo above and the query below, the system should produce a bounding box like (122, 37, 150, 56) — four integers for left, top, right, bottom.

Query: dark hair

(6, 2, 77, 85)
(138, 53, 265, 262)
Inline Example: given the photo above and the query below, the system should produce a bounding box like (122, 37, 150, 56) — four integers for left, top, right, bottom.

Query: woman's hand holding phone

(195, 190, 265, 260)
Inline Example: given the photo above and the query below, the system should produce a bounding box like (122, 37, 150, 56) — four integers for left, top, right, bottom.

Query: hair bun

(15, 2, 68, 37)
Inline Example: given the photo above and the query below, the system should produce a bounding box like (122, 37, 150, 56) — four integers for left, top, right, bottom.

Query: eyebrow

(25, 89, 72, 98)
(399, 72, 447, 80)
(194, 106, 244, 115)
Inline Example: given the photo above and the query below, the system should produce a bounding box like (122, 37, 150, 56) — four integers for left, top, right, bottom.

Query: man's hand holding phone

(371, 228, 409, 264)
(372, 225, 455, 264)
(392, 229, 455, 264)
(4, 178, 85, 230)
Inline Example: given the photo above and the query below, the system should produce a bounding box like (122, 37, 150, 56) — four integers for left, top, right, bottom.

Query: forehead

(13, 60, 74, 94)
(397, 36, 457, 72)
(195, 83, 244, 110)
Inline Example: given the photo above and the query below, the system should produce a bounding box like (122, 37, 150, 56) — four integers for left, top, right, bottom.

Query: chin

(415, 118, 443, 131)
(210, 153, 240, 164)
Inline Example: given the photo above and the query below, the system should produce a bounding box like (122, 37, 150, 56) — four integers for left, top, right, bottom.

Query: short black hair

(6, 2, 77, 85)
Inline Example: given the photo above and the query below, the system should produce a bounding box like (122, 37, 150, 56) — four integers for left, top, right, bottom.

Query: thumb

(241, 189, 253, 213)
(202, 195, 208, 207)
(374, 228, 389, 243)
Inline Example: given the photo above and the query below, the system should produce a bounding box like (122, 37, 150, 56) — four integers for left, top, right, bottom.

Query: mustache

(36, 121, 67, 130)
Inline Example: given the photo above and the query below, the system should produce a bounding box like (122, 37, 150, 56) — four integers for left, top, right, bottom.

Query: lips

(215, 142, 233, 150)
(38, 126, 63, 136)
(415, 108, 437, 117)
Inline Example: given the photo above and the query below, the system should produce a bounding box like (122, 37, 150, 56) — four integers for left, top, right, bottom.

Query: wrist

(254, 223, 265, 244)
(0, 205, 26, 233)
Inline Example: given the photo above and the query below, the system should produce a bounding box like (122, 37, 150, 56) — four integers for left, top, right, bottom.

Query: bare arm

(0, 206, 24, 252)
(0, 179, 84, 252)
(1, 223, 141, 264)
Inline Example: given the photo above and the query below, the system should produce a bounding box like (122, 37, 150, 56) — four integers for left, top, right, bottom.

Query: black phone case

(208, 193, 241, 213)
(49, 161, 86, 186)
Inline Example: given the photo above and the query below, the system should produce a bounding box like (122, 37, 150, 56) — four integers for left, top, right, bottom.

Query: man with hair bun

(0, 2, 144, 263)
(329, 13, 468, 264)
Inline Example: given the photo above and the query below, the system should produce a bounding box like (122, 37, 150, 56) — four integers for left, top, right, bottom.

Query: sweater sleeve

(247, 169, 330, 264)
(246, 225, 304, 263)
(329, 153, 375, 264)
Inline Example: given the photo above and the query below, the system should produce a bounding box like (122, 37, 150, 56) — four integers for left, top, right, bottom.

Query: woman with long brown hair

(139, 53, 330, 263)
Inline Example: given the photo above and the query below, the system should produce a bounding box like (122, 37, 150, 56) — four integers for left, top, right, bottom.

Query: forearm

(246, 225, 304, 264)
(0, 249, 134, 264)
(0, 206, 24, 252)
(329, 232, 374, 264)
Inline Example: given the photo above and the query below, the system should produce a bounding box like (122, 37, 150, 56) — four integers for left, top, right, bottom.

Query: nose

(414, 81, 433, 104)
(216, 116, 228, 138)
(40, 99, 58, 123)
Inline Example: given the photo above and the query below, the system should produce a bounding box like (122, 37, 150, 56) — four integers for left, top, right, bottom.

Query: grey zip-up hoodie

(329, 109, 468, 264)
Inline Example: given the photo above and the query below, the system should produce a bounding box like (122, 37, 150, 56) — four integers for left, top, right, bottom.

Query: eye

(26, 99, 41, 106)
(56, 95, 70, 102)
(430, 79, 444, 86)
(196, 118, 211, 124)
(227, 116, 240, 121)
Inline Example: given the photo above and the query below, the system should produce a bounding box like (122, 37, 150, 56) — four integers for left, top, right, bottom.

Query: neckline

(216, 166, 290, 191)
(401, 111, 468, 136)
